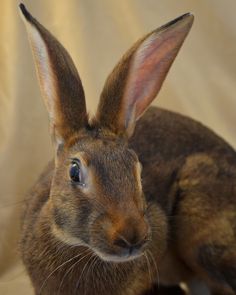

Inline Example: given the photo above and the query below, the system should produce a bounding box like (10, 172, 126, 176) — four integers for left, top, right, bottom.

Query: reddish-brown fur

(19, 4, 236, 295)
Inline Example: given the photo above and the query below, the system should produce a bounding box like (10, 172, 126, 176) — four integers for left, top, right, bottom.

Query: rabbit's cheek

(53, 206, 70, 230)
(50, 197, 94, 247)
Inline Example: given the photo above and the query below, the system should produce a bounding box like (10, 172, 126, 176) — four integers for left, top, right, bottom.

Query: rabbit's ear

(97, 14, 193, 137)
(19, 4, 87, 144)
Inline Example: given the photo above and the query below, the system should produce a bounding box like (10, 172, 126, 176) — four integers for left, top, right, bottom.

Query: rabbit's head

(20, 4, 193, 262)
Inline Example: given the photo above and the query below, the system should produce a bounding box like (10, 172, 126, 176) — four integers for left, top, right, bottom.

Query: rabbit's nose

(112, 219, 149, 254)
(113, 234, 148, 254)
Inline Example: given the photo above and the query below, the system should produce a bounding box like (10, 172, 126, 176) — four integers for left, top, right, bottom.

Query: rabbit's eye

(70, 161, 82, 184)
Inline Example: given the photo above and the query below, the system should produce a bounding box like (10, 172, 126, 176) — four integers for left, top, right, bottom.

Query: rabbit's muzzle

(90, 212, 151, 262)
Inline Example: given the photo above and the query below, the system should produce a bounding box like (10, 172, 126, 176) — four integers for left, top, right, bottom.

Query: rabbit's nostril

(142, 234, 149, 244)
(114, 237, 130, 249)
(113, 234, 148, 254)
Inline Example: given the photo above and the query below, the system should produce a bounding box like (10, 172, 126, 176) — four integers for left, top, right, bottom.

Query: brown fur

(19, 4, 236, 295)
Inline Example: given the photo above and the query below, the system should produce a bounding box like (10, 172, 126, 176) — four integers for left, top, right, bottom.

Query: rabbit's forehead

(69, 138, 138, 166)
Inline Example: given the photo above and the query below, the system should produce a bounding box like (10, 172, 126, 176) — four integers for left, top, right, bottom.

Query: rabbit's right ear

(96, 14, 193, 137)
(19, 4, 87, 145)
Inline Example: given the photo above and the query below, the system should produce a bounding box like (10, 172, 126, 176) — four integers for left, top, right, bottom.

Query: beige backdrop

(0, 0, 236, 294)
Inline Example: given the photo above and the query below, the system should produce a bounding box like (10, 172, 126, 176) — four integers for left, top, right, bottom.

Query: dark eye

(70, 161, 82, 184)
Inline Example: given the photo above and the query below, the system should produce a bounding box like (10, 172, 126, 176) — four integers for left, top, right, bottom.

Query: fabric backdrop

(0, 0, 236, 294)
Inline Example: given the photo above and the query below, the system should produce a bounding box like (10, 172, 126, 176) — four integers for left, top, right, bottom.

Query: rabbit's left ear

(19, 4, 87, 145)
(96, 14, 193, 137)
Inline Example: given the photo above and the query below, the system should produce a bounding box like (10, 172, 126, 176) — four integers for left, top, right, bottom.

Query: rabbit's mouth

(93, 247, 144, 263)
(90, 235, 150, 263)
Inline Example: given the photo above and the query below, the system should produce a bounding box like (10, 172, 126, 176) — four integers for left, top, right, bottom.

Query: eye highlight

(69, 159, 84, 186)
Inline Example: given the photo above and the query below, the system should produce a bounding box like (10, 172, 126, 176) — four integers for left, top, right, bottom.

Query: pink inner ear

(122, 21, 192, 125)
(125, 32, 179, 121)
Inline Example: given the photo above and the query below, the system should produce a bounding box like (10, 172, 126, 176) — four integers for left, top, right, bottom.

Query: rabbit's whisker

(39, 249, 91, 295)
(147, 249, 160, 288)
(84, 255, 98, 295)
(91, 256, 100, 290)
(74, 252, 96, 294)
(88, 255, 98, 292)
(144, 251, 152, 287)
(56, 249, 91, 295)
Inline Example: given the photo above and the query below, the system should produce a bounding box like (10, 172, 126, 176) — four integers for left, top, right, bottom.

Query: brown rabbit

(19, 3, 236, 295)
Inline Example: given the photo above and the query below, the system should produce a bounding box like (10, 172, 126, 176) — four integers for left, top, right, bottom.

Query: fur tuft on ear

(96, 13, 194, 137)
(19, 4, 88, 144)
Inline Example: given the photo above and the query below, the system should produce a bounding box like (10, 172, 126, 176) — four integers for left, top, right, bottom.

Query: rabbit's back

(131, 106, 236, 164)
(130, 106, 236, 212)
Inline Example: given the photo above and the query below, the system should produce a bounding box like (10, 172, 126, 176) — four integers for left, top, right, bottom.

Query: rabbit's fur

(19, 4, 236, 295)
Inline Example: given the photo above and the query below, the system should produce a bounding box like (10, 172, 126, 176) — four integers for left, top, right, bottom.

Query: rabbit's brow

(64, 127, 127, 148)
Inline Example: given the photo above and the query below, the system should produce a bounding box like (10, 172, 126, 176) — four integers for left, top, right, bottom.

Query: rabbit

(19, 3, 236, 295)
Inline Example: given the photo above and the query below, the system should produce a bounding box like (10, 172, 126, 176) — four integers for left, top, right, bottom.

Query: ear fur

(96, 13, 194, 137)
(19, 4, 87, 144)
